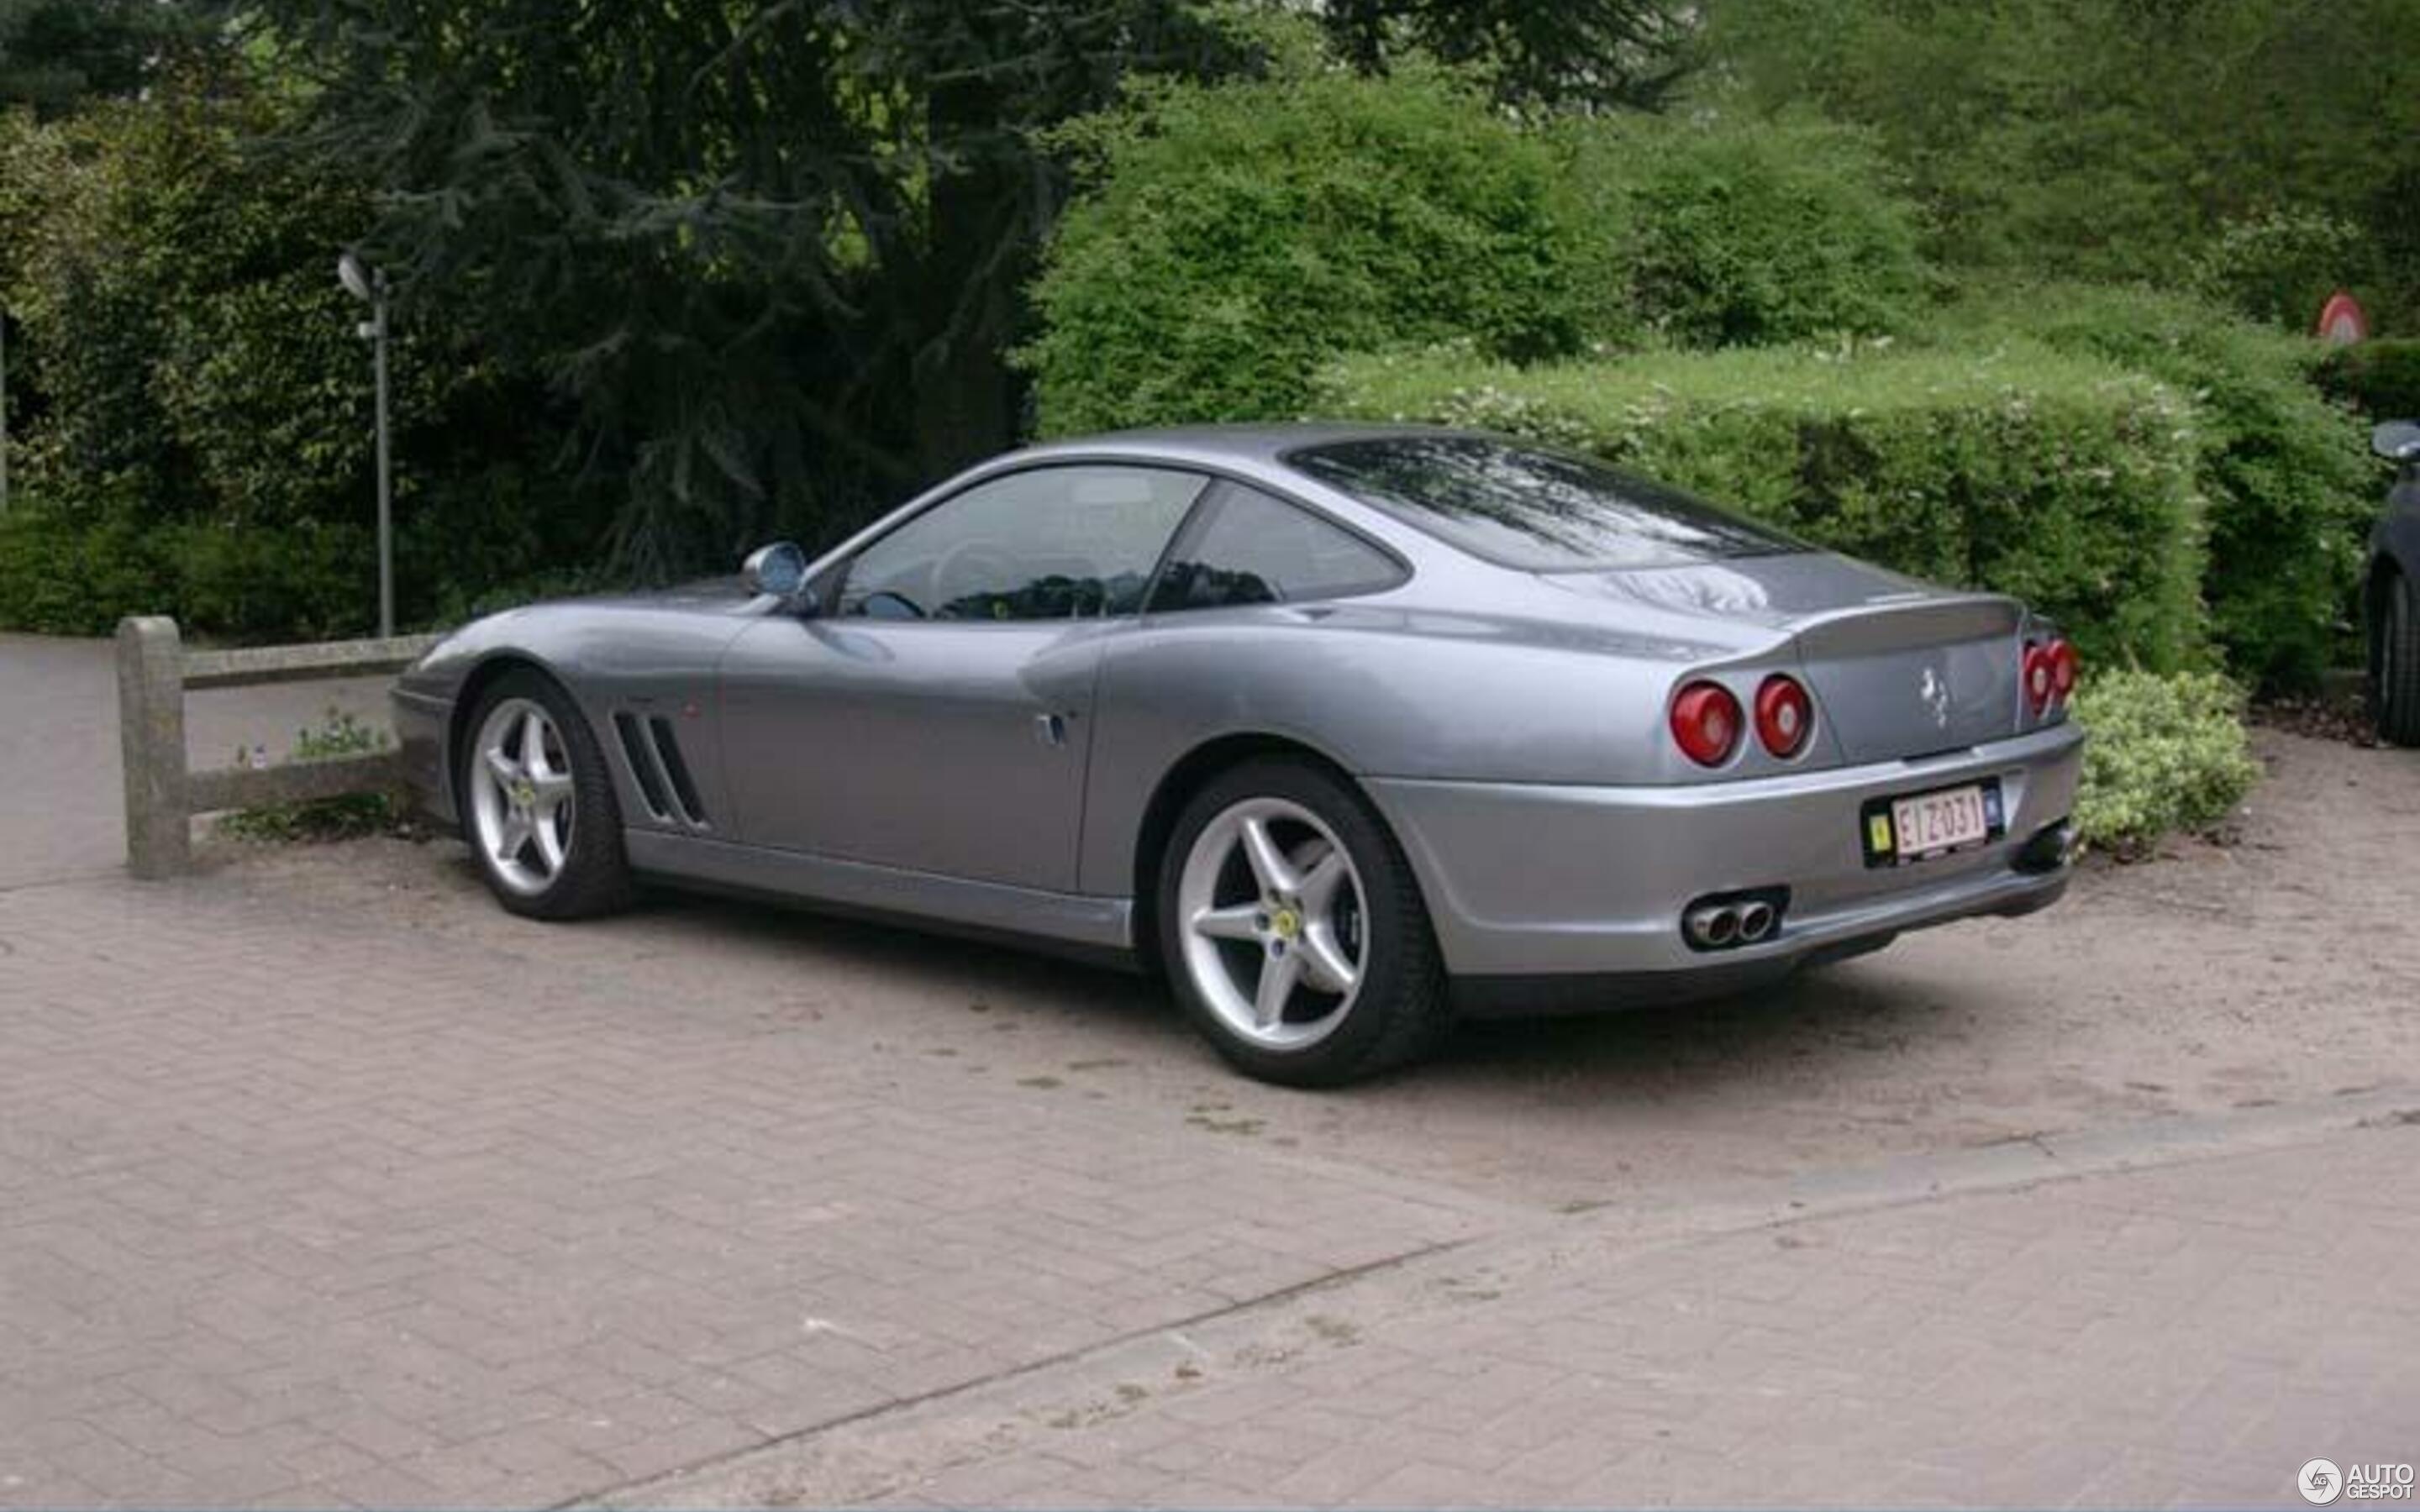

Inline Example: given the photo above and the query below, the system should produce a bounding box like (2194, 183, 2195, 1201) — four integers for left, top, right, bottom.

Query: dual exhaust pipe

(1682, 890, 1786, 952)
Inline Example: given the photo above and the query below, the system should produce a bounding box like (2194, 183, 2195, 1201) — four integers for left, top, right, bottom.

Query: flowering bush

(2070, 670, 2261, 856)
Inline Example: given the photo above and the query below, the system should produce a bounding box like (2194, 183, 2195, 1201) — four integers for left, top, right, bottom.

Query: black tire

(2377, 570, 2420, 748)
(457, 669, 634, 920)
(1156, 757, 1451, 1087)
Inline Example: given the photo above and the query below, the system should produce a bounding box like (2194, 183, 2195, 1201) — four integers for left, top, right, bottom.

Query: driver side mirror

(2374, 421, 2420, 465)
(741, 541, 818, 615)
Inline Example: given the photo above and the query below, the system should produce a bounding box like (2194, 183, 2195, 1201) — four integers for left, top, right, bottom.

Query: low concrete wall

(115, 617, 441, 878)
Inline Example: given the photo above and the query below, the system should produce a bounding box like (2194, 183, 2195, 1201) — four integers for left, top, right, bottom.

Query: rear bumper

(1365, 723, 2084, 1008)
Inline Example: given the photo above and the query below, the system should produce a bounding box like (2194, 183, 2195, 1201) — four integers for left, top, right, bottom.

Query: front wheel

(2377, 570, 2420, 748)
(1157, 759, 1450, 1086)
(458, 670, 634, 919)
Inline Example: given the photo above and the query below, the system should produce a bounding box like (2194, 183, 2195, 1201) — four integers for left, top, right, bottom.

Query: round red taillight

(2023, 643, 2054, 714)
(2048, 638, 2079, 701)
(1754, 674, 1812, 759)
(1670, 680, 1744, 767)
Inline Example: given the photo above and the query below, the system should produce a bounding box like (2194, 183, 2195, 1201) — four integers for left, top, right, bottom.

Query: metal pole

(372, 272, 392, 638)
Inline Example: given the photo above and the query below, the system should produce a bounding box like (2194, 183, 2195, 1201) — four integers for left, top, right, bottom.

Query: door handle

(1033, 711, 1071, 748)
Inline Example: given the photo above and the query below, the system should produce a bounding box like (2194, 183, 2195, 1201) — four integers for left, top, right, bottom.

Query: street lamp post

(338, 253, 393, 638)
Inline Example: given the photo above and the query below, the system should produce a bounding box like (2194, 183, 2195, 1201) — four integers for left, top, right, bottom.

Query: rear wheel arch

(1130, 733, 1420, 975)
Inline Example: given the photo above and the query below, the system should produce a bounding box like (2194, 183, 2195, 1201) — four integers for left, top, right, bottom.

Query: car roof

(1006, 422, 1475, 473)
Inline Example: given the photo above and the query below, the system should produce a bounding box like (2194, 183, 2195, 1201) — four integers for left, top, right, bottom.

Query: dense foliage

(234, 0, 1265, 580)
(2070, 670, 2263, 857)
(1026, 65, 1598, 437)
(2317, 340, 2420, 423)
(1315, 342, 2205, 672)
(1563, 113, 1930, 349)
(1950, 284, 2375, 688)
(1711, 0, 2420, 329)
(1317, 0, 1695, 110)
(1027, 91, 1933, 434)
(0, 85, 592, 638)
(0, 0, 2407, 809)
(0, 0, 210, 114)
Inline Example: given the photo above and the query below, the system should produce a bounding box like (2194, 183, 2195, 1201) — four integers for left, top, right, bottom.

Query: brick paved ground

(0, 874, 1503, 1506)
(672, 1122, 2413, 1510)
(3, 636, 2416, 1509)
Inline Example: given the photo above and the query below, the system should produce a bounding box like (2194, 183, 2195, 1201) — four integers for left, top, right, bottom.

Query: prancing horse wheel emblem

(1919, 665, 1952, 729)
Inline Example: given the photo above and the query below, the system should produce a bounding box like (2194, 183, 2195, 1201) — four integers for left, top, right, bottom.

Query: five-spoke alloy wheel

(469, 697, 577, 897)
(1159, 758, 1449, 1085)
(458, 670, 632, 919)
(1176, 795, 1368, 1053)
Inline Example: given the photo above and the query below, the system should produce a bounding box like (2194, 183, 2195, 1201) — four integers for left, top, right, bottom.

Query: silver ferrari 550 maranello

(392, 424, 2085, 1084)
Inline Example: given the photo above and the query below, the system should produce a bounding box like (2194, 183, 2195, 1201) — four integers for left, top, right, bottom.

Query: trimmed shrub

(1313, 342, 2205, 670)
(1954, 284, 2375, 689)
(0, 501, 166, 635)
(2070, 670, 2260, 856)
(1023, 65, 1600, 437)
(1563, 113, 1933, 349)
(0, 501, 372, 640)
(2317, 339, 2420, 422)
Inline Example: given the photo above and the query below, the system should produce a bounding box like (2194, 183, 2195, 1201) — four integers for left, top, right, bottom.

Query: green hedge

(0, 501, 375, 640)
(0, 502, 165, 636)
(1314, 343, 2204, 671)
(1024, 65, 1598, 438)
(2317, 339, 2420, 422)
(1951, 285, 2375, 690)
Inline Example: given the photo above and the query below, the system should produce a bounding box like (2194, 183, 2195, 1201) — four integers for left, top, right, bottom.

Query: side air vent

(647, 717, 708, 827)
(613, 712, 671, 821)
(611, 709, 710, 829)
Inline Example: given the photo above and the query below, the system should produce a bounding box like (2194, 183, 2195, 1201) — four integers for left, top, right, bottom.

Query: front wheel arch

(455, 664, 634, 919)
(447, 654, 570, 820)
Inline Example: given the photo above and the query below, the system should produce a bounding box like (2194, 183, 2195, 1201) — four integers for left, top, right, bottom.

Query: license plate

(1862, 780, 2003, 867)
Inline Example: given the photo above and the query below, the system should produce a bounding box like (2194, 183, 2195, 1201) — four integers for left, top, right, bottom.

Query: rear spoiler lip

(1785, 591, 2028, 659)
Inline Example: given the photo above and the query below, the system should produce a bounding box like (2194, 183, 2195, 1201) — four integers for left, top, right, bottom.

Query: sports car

(392, 425, 2085, 1084)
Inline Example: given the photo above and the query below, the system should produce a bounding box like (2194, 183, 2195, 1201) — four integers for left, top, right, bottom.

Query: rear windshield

(1286, 435, 1799, 571)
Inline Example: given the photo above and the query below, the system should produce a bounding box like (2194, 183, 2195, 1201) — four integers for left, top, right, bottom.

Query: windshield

(1286, 435, 1801, 571)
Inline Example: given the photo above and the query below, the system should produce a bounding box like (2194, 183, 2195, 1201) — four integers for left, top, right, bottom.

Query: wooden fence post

(116, 616, 190, 879)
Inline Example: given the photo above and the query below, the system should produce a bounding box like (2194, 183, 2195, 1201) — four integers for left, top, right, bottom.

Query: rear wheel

(1158, 758, 1449, 1086)
(458, 670, 634, 919)
(2377, 570, 2420, 748)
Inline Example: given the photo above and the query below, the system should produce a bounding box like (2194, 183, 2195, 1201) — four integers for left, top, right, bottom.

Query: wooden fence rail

(116, 616, 441, 879)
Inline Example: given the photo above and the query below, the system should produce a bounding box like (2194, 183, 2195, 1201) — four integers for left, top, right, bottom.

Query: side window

(840, 466, 1205, 622)
(1148, 485, 1407, 613)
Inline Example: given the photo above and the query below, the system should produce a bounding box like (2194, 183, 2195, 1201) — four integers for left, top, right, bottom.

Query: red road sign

(2317, 291, 2369, 344)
